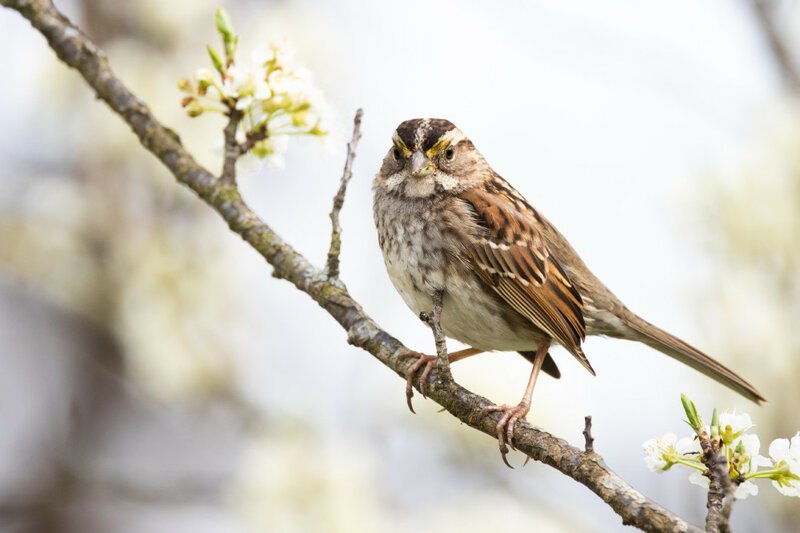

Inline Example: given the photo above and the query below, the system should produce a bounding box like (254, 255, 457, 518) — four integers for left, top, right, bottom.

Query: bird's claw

(477, 401, 531, 468)
(398, 351, 438, 413)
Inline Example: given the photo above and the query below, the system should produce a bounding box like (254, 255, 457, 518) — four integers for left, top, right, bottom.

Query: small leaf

(207, 45, 224, 74)
(681, 394, 702, 431)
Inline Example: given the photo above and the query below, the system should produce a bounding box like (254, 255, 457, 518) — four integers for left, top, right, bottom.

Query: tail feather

(518, 351, 561, 379)
(623, 314, 765, 404)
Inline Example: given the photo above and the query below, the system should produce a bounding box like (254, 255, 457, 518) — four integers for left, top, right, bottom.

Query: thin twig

(698, 431, 735, 533)
(327, 108, 363, 279)
(583, 415, 595, 453)
(220, 107, 242, 185)
(0, 2, 702, 531)
(220, 112, 269, 185)
(240, 126, 269, 155)
(419, 291, 451, 383)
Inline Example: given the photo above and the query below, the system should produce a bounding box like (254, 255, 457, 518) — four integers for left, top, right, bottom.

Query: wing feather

(460, 184, 594, 375)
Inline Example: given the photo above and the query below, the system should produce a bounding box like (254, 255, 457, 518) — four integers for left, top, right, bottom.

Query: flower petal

(734, 481, 759, 499)
(772, 479, 800, 497)
(770, 438, 791, 463)
(689, 470, 710, 488)
(676, 436, 701, 455)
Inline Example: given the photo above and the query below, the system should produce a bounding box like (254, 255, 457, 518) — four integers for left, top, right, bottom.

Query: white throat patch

(385, 170, 460, 198)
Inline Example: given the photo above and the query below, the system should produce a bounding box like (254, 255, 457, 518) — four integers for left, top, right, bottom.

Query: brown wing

(459, 183, 594, 375)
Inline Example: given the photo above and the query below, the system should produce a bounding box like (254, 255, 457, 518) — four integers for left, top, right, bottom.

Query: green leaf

(681, 394, 702, 431)
(207, 44, 224, 74)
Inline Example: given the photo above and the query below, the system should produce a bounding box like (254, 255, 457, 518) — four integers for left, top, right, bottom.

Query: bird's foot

(478, 401, 531, 468)
(398, 351, 439, 413)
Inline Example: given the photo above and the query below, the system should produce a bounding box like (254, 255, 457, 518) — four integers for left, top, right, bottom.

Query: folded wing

(459, 182, 594, 375)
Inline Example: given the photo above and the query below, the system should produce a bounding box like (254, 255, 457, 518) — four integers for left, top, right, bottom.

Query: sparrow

(373, 118, 765, 464)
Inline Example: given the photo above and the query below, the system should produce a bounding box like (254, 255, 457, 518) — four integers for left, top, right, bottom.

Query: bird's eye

(392, 147, 401, 160)
(445, 147, 455, 160)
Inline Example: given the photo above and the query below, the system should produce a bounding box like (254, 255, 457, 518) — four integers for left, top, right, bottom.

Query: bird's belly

(376, 194, 544, 352)
(385, 258, 543, 352)
(440, 277, 544, 351)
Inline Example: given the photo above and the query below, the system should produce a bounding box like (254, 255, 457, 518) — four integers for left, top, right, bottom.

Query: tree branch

(221, 107, 243, 186)
(699, 431, 735, 533)
(1, 1, 701, 530)
(419, 290, 452, 383)
(583, 415, 595, 454)
(326, 108, 363, 280)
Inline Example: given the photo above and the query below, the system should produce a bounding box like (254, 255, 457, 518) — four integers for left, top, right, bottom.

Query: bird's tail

(621, 313, 765, 404)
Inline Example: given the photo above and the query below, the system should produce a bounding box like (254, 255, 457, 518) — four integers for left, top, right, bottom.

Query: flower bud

(214, 8, 238, 61)
(207, 45, 224, 74)
(185, 101, 205, 117)
(251, 138, 273, 159)
(177, 78, 193, 93)
(194, 68, 215, 96)
(214, 8, 235, 41)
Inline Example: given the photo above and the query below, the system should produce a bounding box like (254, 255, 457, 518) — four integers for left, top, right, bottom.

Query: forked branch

(327, 108, 363, 280)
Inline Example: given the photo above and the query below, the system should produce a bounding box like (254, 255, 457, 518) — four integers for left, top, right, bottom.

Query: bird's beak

(409, 151, 434, 178)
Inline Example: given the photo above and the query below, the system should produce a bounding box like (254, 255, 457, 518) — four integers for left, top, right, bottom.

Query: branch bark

(1, 1, 701, 531)
(326, 108, 363, 280)
(419, 290, 452, 383)
(583, 415, 595, 454)
(699, 432, 735, 533)
(221, 107, 243, 186)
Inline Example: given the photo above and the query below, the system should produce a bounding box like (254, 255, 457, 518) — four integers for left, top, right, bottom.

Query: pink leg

(479, 340, 550, 468)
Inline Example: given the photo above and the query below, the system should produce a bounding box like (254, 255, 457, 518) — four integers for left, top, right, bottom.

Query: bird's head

(376, 118, 487, 198)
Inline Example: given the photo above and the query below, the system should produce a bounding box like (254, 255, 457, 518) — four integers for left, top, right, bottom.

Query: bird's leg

(479, 340, 550, 468)
(399, 347, 483, 413)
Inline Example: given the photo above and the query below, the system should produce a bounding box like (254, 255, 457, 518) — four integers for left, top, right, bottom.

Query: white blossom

(685, 436, 760, 499)
(676, 435, 701, 456)
(194, 67, 216, 86)
(718, 411, 753, 444)
(734, 481, 759, 499)
(646, 398, 800, 501)
(219, 64, 271, 109)
(688, 470, 709, 489)
(180, 17, 331, 163)
(767, 433, 800, 497)
(734, 433, 762, 475)
(643, 433, 677, 472)
(251, 38, 294, 67)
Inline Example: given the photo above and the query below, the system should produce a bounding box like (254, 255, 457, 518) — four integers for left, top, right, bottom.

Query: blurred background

(1, 0, 799, 531)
